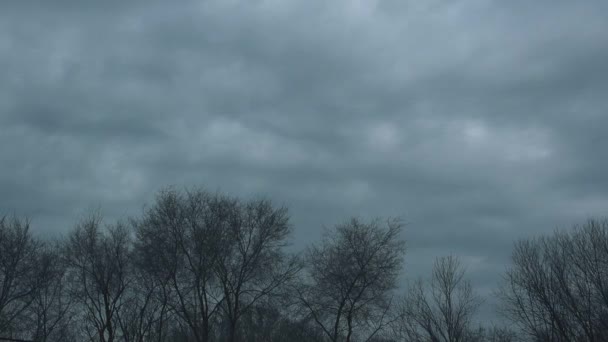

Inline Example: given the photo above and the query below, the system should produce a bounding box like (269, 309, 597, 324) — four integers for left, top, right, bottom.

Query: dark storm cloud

(1, 0, 607, 319)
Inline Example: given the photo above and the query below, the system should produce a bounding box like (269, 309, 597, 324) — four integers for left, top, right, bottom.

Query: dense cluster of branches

(499, 219, 608, 341)
(0, 187, 607, 341)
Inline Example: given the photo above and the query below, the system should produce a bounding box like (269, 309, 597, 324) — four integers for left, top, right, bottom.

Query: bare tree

(134, 188, 299, 342)
(134, 188, 228, 342)
(213, 198, 301, 342)
(399, 255, 482, 342)
(297, 217, 406, 342)
(116, 264, 173, 342)
(26, 242, 75, 342)
(64, 213, 132, 342)
(498, 219, 608, 342)
(0, 216, 41, 337)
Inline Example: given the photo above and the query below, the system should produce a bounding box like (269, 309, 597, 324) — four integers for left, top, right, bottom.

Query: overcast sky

(1, 0, 607, 318)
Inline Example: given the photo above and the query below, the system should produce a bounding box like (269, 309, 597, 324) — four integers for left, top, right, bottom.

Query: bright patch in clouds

(367, 121, 401, 151)
(463, 120, 488, 145)
(458, 119, 552, 163)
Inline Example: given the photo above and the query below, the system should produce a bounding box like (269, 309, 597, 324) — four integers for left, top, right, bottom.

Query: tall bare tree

(0, 215, 41, 337)
(498, 219, 608, 342)
(399, 255, 482, 342)
(134, 189, 229, 342)
(297, 218, 405, 342)
(64, 213, 132, 342)
(26, 242, 75, 342)
(116, 263, 173, 342)
(134, 188, 299, 342)
(214, 198, 301, 342)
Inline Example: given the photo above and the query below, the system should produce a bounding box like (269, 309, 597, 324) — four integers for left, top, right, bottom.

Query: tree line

(1, 187, 607, 341)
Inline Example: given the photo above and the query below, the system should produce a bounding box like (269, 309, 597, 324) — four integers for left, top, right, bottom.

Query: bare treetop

(299, 217, 406, 342)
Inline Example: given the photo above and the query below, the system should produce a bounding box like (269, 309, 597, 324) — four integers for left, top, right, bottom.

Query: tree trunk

(228, 320, 237, 342)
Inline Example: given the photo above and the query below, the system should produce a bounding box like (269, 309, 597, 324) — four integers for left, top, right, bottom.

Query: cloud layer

(2, 0, 607, 318)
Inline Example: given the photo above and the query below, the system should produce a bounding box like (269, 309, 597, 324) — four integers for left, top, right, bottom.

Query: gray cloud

(1, 0, 607, 321)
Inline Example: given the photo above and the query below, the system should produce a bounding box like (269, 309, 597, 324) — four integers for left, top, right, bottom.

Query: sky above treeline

(1, 0, 607, 314)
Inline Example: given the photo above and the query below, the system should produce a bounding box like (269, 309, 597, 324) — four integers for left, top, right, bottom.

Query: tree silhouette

(297, 218, 405, 342)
